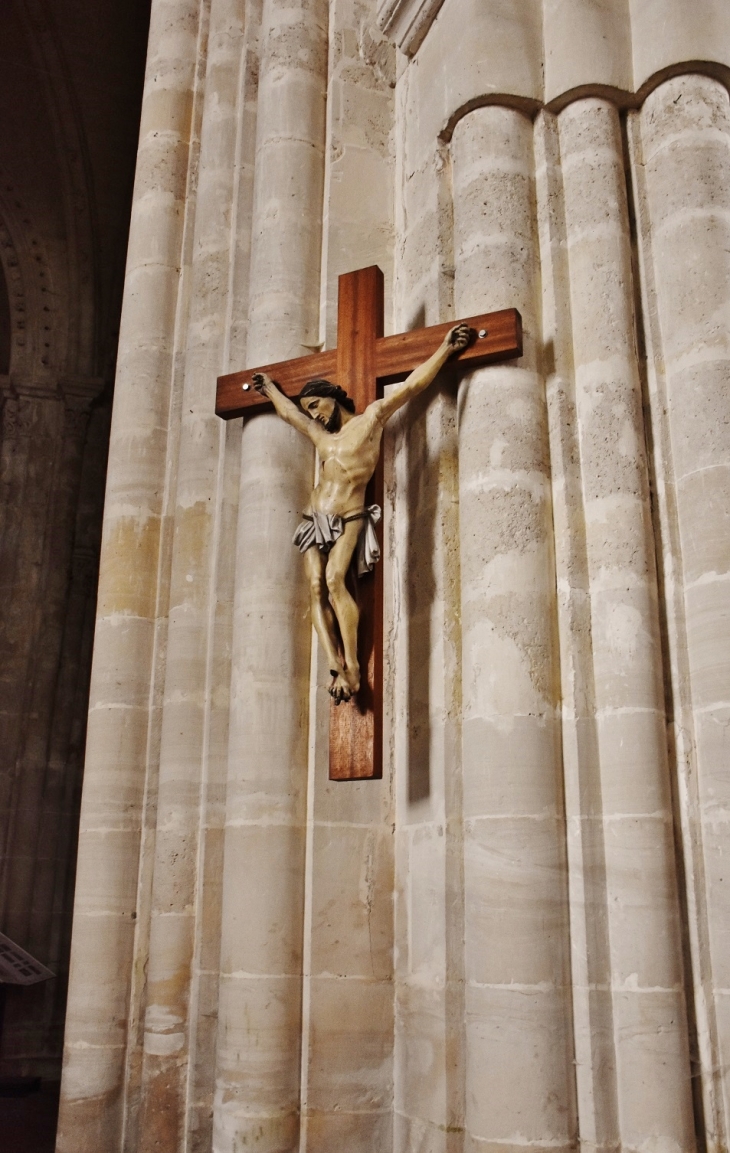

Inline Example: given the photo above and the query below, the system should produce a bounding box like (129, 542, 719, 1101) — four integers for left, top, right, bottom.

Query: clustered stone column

(296, 8, 396, 1149)
(634, 74, 730, 1148)
(555, 96, 695, 1151)
(211, 0, 328, 1148)
(451, 105, 576, 1151)
(391, 54, 465, 1148)
(56, 1, 206, 1147)
(134, 0, 255, 1147)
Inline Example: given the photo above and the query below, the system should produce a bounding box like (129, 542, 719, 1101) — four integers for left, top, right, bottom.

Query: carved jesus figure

(253, 322, 470, 703)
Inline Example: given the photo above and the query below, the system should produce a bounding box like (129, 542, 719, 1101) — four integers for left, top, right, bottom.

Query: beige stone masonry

(298, 4, 396, 1150)
(56, 1, 209, 1148)
(211, 0, 328, 1148)
(56, 0, 730, 1148)
(545, 96, 695, 1152)
(452, 105, 576, 1152)
(632, 73, 730, 1152)
(134, 0, 259, 1148)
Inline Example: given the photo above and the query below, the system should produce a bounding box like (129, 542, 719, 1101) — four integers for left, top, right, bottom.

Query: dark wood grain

(214, 308, 522, 420)
(216, 349, 338, 419)
(375, 307, 521, 382)
(329, 267, 384, 781)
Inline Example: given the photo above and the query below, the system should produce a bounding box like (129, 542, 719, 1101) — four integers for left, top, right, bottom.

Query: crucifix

(216, 266, 522, 781)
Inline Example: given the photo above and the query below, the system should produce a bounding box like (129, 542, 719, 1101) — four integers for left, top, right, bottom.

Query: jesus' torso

(308, 407, 383, 517)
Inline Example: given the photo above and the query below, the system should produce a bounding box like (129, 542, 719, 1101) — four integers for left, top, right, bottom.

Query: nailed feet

(328, 665, 360, 705)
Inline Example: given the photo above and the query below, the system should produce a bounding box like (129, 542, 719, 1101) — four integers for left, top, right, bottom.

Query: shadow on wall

(405, 308, 460, 804)
(407, 383, 436, 803)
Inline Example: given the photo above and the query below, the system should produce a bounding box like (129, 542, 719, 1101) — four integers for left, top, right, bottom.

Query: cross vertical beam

(329, 266, 384, 780)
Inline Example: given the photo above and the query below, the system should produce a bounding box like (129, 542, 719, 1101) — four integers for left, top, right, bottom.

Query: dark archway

(0, 0, 150, 1146)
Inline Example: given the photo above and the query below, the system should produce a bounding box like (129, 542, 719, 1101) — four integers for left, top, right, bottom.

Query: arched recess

(0, 179, 59, 382)
(0, 0, 112, 1088)
(0, 261, 10, 376)
(14, 0, 98, 380)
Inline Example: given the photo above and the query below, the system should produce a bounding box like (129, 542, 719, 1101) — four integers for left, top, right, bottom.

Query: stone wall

(57, 0, 730, 1150)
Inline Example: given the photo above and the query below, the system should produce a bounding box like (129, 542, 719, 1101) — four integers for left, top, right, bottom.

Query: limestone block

(462, 714, 562, 818)
(408, 0, 543, 144)
(405, 824, 447, 980)
(543, 0, 632, 103)
(79, 704, 151, 826)
(631, 0, 730, 91)
(219, 824, 306, 974)
(394, 983, 450, 1128)
(214, 973, 302, 1148)
(306, 977, 393, 1112)
(309, 824, 392, 980)
(595, 708, 671, 815)
(304, 1110, 392, 1153)
(465, 816, 569, 986)
(464, 985, 575, 1148)
(611, 989, 697, 1150)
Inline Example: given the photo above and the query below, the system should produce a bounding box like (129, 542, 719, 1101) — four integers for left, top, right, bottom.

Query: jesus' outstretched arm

(252, 372, 325, 444)
(371, 322, 470, 425)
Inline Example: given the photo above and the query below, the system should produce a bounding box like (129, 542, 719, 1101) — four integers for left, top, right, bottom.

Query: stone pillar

(212, 0, 327, 1148)
(297, 9, 396, 1152)
(556, 96, 695, 1152)
(633, 74, 730, 1149)
(391, 69, 465, 1152)
(135, 0, 252, 1148)
(451, 106, 575, 1151)
(56, 1, 206, 1147)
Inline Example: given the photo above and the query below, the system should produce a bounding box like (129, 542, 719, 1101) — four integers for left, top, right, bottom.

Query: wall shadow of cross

(215, 265, 522, 781)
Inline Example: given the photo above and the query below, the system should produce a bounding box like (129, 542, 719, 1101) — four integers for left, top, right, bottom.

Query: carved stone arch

(14, 0, 99, 379)
(0, 178, 59, 381)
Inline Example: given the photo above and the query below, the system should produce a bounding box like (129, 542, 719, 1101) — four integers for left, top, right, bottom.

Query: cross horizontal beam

(215, 308, 522, 420)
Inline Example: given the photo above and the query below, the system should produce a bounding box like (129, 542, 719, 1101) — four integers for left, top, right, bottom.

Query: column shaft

(558, 96, 695, 1152)
(136, 0, 250, 1148)
(451, 106, 576, 1152)
(56, 0, 206, 1147)
(298, 9, 396, 1152)
(634, 74, 730, 1150)
(392, 65, 465, 1151)
(212, 0, 327, 1148)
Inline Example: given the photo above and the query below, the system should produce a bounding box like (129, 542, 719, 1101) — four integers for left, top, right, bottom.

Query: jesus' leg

(325, 521, 362, 701)
(303, 546, 346, 689)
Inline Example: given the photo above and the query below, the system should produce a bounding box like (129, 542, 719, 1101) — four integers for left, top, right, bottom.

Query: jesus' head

(298, 379, 355, 433)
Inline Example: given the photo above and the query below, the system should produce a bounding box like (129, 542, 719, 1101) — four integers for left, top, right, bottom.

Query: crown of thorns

(298, 379, 356, 414)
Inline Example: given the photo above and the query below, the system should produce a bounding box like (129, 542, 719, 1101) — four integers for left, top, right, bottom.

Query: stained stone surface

(56, 2, 730, 1152)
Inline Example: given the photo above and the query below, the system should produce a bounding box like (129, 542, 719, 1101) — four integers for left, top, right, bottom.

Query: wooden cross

(216, 266, 522, 781)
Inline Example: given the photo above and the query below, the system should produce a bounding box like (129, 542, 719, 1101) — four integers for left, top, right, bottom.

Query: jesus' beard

(324, 405, 342, 434)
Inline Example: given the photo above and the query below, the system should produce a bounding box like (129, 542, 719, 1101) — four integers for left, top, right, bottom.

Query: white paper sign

(0, 932, 54, 985)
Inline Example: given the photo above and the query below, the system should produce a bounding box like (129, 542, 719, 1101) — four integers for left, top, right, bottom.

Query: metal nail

(478, 329, 487, 338)
(243, 383, 250, 391)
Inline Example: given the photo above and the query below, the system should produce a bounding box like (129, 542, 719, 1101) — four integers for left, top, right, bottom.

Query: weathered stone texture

(58, 3, 730, 1153)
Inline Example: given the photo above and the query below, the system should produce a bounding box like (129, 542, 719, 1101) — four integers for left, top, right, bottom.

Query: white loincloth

(292, 505, 381, 577)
